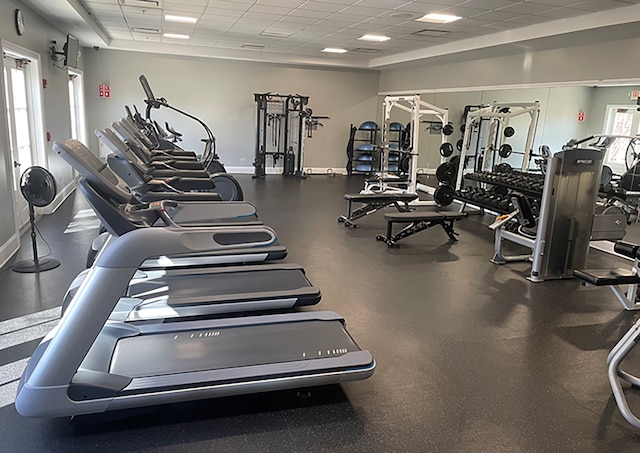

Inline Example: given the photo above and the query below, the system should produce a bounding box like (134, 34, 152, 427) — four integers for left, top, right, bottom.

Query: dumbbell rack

(455, 171, 544, 215)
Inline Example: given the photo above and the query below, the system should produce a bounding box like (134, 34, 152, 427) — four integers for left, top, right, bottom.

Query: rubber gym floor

(1, 174, 640, 452)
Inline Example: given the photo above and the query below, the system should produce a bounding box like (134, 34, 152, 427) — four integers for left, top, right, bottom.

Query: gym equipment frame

(490, 137, 614, 282)
(455, 101, 541, 190)
(253, 93, 326, 178)
(361, 95, 450, 204)
(573, 241, 640, 311)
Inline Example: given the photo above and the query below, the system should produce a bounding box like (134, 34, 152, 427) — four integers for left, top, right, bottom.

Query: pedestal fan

(12, 166, 60, 273)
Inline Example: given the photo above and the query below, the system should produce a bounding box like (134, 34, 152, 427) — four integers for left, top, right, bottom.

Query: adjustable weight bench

(338, 192, 418, 228)
(376, 210, 466, 247)
(573, 241, 640, 311)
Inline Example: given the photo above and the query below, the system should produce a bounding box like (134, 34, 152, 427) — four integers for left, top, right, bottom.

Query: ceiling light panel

(165, 14, 198, 23)
(358, 34, 391, 42)
(322, 47, 348, 53)
(416, 14, 462, 24)
(163, 33, 190, 39)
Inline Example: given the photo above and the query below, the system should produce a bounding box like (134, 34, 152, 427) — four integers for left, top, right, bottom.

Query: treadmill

(16, 226, 375, 418)
(58, 147, 312, 317)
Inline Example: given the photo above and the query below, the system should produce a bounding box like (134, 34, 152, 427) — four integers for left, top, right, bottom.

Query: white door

(3, 55, 35, 228)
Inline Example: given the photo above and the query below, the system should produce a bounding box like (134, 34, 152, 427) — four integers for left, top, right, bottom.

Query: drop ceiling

(21, 0, 640, 68)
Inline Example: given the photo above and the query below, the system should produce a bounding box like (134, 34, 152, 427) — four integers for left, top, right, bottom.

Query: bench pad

(344, 193, 418, 203)
(573, 268, 640, 286)
(384, 211, 464, 222)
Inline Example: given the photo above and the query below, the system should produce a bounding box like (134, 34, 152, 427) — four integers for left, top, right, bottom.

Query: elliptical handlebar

(138, 74, 218, 162)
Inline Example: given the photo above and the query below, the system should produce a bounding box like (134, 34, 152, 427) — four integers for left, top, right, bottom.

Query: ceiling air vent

(260, 31, 292, 38)
(412, 29, 450, 37)
(241, 44, 265, 50)
(119, 0, 162, 8)
(131, 27, 160, 34)
(350, 48, 380, 54)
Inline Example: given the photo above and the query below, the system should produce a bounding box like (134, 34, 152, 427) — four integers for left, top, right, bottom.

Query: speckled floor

(1, 174, 640, 452)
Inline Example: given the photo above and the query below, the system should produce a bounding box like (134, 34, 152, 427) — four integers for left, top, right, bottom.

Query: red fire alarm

(99, 84, 110, 98)
(577, 111, 585, 122)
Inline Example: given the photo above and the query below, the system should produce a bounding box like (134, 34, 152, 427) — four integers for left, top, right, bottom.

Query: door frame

(0, 40, 46, 268)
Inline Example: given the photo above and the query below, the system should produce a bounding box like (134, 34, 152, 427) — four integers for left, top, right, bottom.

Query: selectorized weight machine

(489, 135, 628, 282)
(253, 93, 327, 178)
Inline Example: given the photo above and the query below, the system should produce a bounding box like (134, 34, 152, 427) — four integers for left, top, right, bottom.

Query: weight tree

(254, 93, 324, 178)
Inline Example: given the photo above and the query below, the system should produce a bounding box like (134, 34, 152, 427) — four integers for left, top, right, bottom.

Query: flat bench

(376, 210, 466, 247)
(338, 192, 419, 228)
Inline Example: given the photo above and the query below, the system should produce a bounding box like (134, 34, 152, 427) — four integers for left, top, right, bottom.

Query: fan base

(12, 258, 60, 273)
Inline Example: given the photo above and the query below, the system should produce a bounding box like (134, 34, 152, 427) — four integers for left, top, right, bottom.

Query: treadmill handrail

(95, 225, 277, 269)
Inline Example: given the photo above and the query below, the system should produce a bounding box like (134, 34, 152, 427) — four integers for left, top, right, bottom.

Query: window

(68, 69, 86, 142)
(603, 105, 640, 174)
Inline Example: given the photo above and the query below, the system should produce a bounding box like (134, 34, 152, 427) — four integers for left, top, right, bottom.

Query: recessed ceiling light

(358, 34, 390, 42)
(322, 47, 348, 54)
(165, 14, 198, 24)
(163, 33, 190, 39)
(416, 13, 462, 24)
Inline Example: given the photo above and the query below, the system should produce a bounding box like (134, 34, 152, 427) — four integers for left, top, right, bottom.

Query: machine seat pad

(573, 268, 640, 286)
(344, 193, 418, 203)
(384, 211, 464, 222)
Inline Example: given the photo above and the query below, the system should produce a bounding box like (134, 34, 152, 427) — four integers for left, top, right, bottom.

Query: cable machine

(254, 93, 326, 178)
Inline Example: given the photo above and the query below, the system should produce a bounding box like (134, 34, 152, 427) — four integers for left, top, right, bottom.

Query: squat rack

(455, 100, 541, 190)
(363, 94, 449, 202)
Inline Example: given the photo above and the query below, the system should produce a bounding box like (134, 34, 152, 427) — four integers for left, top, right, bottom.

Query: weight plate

(442, 123, 455, 136)
(436, 161, 457, 183)
(450, 155, 460, 169)
(498, 143, 513, 158)
(494, 163, 512, 173)
(439, 142, 454, 157)
(503, 126, 515, 137)
(456, 139, 463, 152)
(434, 184, 455, 206)
(601, 165, 613, 186)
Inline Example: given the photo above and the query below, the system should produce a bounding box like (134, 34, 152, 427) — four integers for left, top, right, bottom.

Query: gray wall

(0, 0, 78, 262)
(83, 49, 380, 171)
(378, 36, 640, 94)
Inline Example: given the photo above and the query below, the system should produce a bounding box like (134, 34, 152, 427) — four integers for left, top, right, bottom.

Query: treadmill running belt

(110, 320, 358, 377)
(129, 269, 312, 303)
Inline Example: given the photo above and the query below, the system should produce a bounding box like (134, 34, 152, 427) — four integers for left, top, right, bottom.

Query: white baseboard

(224, 166, 435, 177)
(0, 234, 20, 270)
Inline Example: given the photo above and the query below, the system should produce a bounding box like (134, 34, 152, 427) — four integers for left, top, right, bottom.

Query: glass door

(3, 55, 35, 229)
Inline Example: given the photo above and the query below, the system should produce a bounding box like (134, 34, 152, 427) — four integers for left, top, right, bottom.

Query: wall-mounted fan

(12, 166, 60, 273)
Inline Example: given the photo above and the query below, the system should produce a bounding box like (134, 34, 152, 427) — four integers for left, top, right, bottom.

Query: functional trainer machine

(253, 93, 327, 178)
(15, 226, 375, 418)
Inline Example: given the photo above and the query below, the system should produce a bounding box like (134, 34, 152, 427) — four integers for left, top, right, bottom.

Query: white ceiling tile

(299, 1, 350, 13)
(132, 32, 161, 42)
(472, 10, 526, 21)
(497, 2, 566, 15)
(257, 0, 306, 7)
